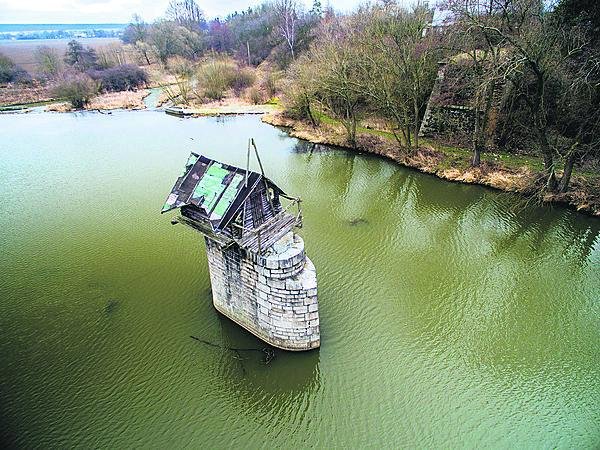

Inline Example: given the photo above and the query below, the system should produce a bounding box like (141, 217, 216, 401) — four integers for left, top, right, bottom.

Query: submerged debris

(348, 217, 369, 226)
(104, 299, 120, 314)
(190, 335, 276, 365)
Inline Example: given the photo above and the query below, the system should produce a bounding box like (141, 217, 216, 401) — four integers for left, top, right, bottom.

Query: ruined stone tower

(162, 150, 319, 351)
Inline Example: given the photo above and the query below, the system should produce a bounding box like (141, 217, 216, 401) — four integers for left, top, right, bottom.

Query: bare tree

(274, 0, 299, 59)
(444, 0, 507, 166)
(312, 18, 367, 147)
(444, 0, 600, 191)
(445, 0, 571, 189)
(166, 0, 205, 32)
(356, 3, 439, 149)
(35, 45, 63, 77)
(551, 28, 600, 192)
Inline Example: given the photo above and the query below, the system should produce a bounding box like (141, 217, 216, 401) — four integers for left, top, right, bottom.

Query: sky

(0, 0, 420, 24)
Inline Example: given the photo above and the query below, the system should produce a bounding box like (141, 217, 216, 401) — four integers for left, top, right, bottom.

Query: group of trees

(51, 40, 148, 107)
(444, 0, 600, 192)
(285, 0, 599, 194)
(122, 0, 324, 67)
(2, 0, 596, 194)
(287, 2, 440, 149)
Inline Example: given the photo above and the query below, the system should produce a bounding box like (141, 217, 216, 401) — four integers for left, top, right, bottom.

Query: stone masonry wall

(421, 104, 481, 138)
(204, 232, 320, 351)
(419, 60, 506, 144)
(419, 63, 479, 139)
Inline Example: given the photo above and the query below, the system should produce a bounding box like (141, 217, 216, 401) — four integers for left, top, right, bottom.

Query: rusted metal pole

(250, 138, 266, 177)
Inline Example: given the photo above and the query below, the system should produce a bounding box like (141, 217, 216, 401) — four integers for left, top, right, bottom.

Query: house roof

(161, 152, 284, 231)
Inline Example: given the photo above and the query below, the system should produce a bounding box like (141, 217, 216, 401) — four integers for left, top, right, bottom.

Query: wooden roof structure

(162, 147, 302, 254)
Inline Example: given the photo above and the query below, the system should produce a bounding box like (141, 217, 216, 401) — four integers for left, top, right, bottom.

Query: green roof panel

(212, 173, 244, 219)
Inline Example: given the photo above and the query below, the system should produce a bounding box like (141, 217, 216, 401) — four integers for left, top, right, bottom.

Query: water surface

(1, 111, 598, 448)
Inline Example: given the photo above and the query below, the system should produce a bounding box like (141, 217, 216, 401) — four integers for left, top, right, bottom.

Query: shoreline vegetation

(262, 111, 600, 217)
(0, 87, 279, 114)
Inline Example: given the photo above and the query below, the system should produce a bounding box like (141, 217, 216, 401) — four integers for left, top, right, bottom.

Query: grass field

(0, 38, 122, 73)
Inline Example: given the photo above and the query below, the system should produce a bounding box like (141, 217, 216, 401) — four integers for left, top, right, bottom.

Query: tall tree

(274, 0, 300, 59)
(208, 19, 232, 53)
(311, 17, 367, 147)
(35, 45, 63, 77)
(226, 4, 278, 65)
(64, 40, 97, 71)
(149, 21, 185, 66)
(357, 3, 439, 149)
(166, 0, 206, 32)
(446, 0, 572, 190)
(122, 14, 148, 44)
(444, 0, 506, 166)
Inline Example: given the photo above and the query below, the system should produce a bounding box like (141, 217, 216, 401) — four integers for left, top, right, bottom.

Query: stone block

(279, 257, 293, 269)
(266, 278, 286, 289)
(285, 278, 302, 290)
(265, 257, 279, 269)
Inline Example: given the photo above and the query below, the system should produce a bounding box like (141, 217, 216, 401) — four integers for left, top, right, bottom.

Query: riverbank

(183, 98, 278, 116)
(44, 89, 150, 112)
(262, 111, 600, 217)
(0, 87, 153, 112)
(1, 92, 278, 115)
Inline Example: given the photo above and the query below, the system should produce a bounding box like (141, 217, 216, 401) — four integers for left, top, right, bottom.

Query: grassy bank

(262, 111, 600, 217)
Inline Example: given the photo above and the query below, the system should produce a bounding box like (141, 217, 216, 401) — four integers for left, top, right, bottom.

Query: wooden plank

(237, 211, 300, 253)
(176, 215, 234, 246)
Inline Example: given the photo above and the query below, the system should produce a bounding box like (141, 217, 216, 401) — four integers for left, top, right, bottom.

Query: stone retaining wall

(420, 104, 481, 139)
(205, 232, 320, 351)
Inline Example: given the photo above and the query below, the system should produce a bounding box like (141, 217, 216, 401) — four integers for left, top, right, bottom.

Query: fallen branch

(190, 336, 276, 364)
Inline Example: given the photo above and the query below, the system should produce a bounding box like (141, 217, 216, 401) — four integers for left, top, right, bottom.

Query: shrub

(167, 56, 194, 78)
(88, 64, 148, 92)
(246, 86, 264, 105)
(196, 55, 238, 100)
(52, 73, 99, 108)
(263, 71, 281, 97)
(232, 67, 256, 93)
(0, 53, 30, 84)
(195, 55, 259, 101)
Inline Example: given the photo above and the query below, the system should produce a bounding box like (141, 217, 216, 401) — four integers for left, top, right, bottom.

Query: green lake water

(0, 111, 598, 448)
